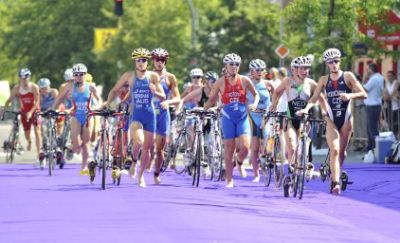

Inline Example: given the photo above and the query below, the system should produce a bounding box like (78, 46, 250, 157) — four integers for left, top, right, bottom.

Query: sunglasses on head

(136, 58, 148, 63)
(73, 73, 85, 77)
(327, 60, 340, 65)
(153, 58, 166, 63)
(228, 62, 240, 67)
(192, 76, 202, 79)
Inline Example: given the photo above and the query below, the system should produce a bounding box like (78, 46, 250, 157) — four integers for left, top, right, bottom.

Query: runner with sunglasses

(204, 53, 259, 188)
(177, 71, 220, 176)
(1, 68, 42, 166)
(181, 68, 204, 109)
(53, 63, 101, 175)
(246, 59, 275, 182)
(270, 56, 322, 170)
(105, 48, 165, 188)
(296, 48, 367, 195)
(150, 48, 181, 184)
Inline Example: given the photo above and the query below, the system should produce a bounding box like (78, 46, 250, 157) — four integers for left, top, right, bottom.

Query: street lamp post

(187, 0, 198, 51)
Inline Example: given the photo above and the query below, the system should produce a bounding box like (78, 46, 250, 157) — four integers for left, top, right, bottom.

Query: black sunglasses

(154, 58, 166, 63)
(192, 76, 202, 79)
(327, 60, 340, 65)
(73, 73, 85, 77)
(228, 62, 240, 67)
(136, 58, 148, 63)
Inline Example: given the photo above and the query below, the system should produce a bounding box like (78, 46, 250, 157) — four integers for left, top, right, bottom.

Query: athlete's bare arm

(177, 88, 202, 112)
(150, 72, 166, 100)
(270, 77, 289, 111)
(89, 84, 101, 104)
(106, 72, 133, 106)
(4, 85, 20, 108)
(162, 73, 181, 107)
(204, 77, 223, 110)
(53, 82, 73, 109)
(299, 76, 328, 114)
(242, 75, 259, 111)
(342, 72, 368, 101)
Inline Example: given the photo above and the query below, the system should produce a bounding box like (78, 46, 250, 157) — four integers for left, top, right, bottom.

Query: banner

(94, 28, 118, 52)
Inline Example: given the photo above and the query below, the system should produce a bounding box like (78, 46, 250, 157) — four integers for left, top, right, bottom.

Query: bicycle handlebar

(88, 109, 127, 118)
(1, 110, 21, 120)
(37, 110, 68, 118)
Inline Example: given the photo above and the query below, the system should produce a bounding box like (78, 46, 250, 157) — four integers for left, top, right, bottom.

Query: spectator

(383, 70, 400, 138)
(353, 74, 368, 151)
(363, 63, 384, 152)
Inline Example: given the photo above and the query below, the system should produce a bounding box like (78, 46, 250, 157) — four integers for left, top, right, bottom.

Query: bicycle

(160, 107, 182, 173)
(282, 113, 325, 199)
(37, 110, 67, 176)
(109, 106, 129, 186)
(205, 110, 224, 181)
(319, 149, 353, 193)
(1, 110, 23, 163)
(57, 113, 73, 162)
(88, 109, 124, 190)
(166, 110, 194, 175)
(260, 111, 287, 188)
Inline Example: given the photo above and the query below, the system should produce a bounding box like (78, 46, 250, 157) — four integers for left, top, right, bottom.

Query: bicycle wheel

(264, 158, 272, 187)
(47, 129, 53, 176)
(193, 134, 203, 187)
(295, 137, 307, 199)
(101, 131, 108, 190)
(214, 132, 225, 181)
(191, 134, 199, 186)
(173, 131, 190, 175)
(5, 132, 14, 163)
(116, 129, 124, 186)
(162, 144, 173, 173)
(273, 136, 284, 188)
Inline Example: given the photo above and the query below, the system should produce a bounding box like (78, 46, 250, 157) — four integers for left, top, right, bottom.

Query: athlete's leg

(223, 139, 236, 188)
(80, 119, 92, 170)
(70, 117, 83, 154)
(154, 134, 167, 184)
(284, 124, 297, 165)
(249, 136, 260, 181)
(339, 118, 353, 167)
(325, 119, 341, 193)
(129, 122, 144, 178)
(33, 123, 42, 158)
(137, 130, 155, 188)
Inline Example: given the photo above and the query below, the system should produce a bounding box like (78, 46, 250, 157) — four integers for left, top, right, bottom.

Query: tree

(0, 0, 114, 86)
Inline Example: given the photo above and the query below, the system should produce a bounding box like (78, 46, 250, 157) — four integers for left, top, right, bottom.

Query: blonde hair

(278, 67, 288, 79)
(269, 67, 279, 80)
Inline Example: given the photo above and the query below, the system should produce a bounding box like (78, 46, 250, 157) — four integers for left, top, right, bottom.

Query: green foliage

(0, 0, 398, 94)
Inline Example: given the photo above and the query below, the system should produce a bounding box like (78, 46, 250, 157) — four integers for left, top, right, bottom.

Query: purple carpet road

(0, 163, 399, 243)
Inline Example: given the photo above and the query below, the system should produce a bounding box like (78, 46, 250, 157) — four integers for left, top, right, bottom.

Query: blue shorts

(249, 112, 267, 139)
(130, 109, 156, 133)
(221, 115, 250, 139)
(156, 110, 170, 136)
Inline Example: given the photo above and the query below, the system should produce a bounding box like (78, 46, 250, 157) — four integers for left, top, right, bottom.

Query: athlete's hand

(100, 101, 109, 110)
(296, 109, 307, 117)
(149, 83, 156, 93)
(248, 103, 257, 111)
(26, 111, 32, 120)
(339, 93, 351, 101)
(160, 101, 169, 110)
(269, 104, 276, 112)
